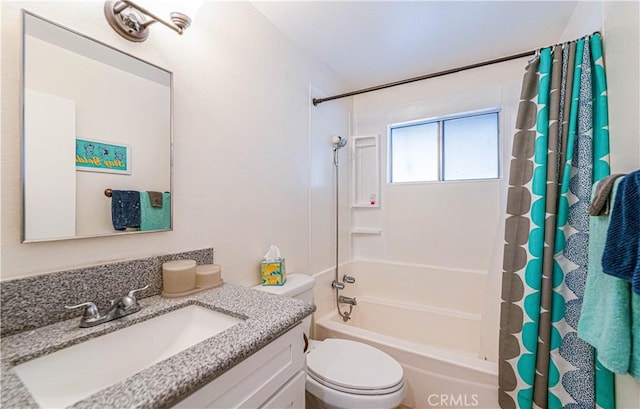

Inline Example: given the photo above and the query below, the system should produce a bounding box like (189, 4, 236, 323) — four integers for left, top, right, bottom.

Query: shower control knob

(343, 275, 356, 284)
(331, 280, 345, 290)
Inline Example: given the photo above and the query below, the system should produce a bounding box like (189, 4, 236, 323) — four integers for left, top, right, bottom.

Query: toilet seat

(306, 339, 404, 396)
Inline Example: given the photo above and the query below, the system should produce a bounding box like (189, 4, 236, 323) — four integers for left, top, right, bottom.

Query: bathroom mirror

(22, 12, 172, 242)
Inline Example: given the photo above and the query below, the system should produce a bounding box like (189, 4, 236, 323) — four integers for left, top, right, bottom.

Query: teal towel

(579, 180, 640, 379)
(140, 192, 171, 231)
(634, 296, 640, 379)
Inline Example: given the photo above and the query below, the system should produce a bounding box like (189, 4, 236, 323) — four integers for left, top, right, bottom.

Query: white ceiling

(251, 1, 579, 91)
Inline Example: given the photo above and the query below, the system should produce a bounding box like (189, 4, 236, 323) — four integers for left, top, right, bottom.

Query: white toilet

(257, 273, 406, 409)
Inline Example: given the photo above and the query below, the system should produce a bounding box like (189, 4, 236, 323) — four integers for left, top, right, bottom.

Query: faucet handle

(331, 280, 345, 290)
(120, 284, 149, 311)
(343, 274, 356, 284)
(127, 284, 149, 299)
(65, 302, 99, 320)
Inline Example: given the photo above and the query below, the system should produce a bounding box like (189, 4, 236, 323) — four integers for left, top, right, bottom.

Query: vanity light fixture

(104, 0, 203, 42)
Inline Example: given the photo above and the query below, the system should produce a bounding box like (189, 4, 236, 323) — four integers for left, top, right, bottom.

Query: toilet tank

(255, 273, 315, 334)
(256, 273, 315, 302)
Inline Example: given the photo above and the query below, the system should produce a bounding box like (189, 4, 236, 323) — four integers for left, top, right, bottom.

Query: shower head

(331, 135, 347, 150)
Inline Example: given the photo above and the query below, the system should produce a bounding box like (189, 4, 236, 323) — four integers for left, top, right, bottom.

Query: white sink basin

(14, 305, 243, 408)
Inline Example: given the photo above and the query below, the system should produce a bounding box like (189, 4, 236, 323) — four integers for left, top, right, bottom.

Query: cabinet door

(173, 324, 305, 408)
(260, 371, 305, 409)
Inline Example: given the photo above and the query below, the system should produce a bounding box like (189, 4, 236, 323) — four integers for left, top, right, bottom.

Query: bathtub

(312, 261, 499, 409)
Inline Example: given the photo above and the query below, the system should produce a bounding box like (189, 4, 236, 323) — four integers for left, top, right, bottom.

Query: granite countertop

(0, 283, 315, 408)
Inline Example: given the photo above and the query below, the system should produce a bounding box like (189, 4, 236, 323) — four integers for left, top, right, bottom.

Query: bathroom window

(388, 110, 499, 183)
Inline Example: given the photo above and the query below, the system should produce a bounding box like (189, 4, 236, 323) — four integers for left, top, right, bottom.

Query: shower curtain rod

(313, 30, 602, 106)
(312, 49, 535, 106)
(312, 31, 601, 106)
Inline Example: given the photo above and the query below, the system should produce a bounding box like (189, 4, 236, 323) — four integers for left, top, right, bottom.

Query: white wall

(24, 89, 76, 240)
(351, 59, 525, 271)
(309, 86, 351, 276)
(1, 1, 348, 284)
(602, 1, 640, 175)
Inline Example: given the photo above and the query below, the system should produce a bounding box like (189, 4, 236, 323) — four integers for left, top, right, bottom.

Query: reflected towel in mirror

(147, 191, 163, 208)
(140, 192, 171, 231)
(111, 190, 141, 230)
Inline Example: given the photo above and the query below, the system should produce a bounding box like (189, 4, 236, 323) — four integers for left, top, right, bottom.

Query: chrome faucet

(343, 274, 356, 284)
(65, 285, 149, 328)
(338, 295, 357, 306)
(331, 280, 345, 290)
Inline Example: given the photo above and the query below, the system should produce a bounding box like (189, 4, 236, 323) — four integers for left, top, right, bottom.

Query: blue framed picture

(76, 138, 131, 174)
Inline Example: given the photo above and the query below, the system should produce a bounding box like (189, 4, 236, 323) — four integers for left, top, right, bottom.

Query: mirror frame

(21, 10, 174, 242)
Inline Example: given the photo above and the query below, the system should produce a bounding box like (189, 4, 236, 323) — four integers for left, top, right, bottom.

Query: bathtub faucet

(338, 295, 357, 306)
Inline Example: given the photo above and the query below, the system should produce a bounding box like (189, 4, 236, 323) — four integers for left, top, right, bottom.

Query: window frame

(387, 108, 501, 184)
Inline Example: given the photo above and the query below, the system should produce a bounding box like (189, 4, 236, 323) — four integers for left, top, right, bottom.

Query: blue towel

(602, 170, 640, 294)
(579, 179, 640, 379)
(111, 190, 140, 230)
(140, 192, 171, 231)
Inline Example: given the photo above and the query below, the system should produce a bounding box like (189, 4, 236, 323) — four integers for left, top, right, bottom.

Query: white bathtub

(312, 261, 499, 409)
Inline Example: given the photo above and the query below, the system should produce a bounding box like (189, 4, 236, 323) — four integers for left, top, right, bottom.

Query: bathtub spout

(338, 295, 357, 306)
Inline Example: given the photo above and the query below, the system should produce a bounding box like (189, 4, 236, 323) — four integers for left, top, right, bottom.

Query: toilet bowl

(306, 338, 406, 409)
(256, 274, 406, 409)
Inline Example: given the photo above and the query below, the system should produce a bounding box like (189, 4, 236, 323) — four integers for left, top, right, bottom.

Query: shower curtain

(498, 34, 614, 409)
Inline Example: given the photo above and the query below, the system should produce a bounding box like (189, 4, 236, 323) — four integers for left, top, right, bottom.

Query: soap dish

(161, 280, 224, 298)
(161, 264, 224, 298)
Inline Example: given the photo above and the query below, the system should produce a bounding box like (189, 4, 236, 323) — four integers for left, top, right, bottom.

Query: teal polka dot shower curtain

(498, 34, 615, 409)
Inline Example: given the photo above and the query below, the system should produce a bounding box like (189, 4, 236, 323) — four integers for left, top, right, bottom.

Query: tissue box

(261, 258, 286, 286)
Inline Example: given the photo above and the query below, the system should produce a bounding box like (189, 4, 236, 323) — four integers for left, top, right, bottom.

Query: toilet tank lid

(256, 273, 314, 296)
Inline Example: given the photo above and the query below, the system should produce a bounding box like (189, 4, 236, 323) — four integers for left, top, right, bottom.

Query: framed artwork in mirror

(75, 138, 132, 175)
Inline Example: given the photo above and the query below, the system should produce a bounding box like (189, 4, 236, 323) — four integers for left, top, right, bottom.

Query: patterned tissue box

(261, 258, 286, 286)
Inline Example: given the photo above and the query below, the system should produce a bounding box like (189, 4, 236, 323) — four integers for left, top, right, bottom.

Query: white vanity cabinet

(173, 323, 305, 409)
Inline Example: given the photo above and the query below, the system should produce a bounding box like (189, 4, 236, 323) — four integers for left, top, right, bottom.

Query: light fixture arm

(105, 0, 193, 42)
(121, 0, 188, 34)
(113, 1, 129, 14)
